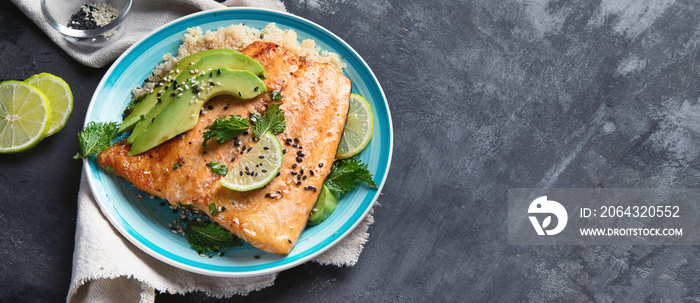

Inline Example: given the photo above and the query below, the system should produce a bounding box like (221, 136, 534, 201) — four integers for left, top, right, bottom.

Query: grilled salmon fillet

(97, 42, 352, 255)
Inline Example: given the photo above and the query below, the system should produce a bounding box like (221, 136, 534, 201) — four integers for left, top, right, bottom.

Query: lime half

(0, 81, 52, 153)
(336, 94, 374, 159)
(220, 131, 284, 191)
(26, 73, 73, 136)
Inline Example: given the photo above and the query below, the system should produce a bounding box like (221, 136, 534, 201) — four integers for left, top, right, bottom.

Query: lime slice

(220, 131, 284, 191)
(336, 94, 374, 159)
(0, 81, 52, 153)
(26, 73, 73, 136)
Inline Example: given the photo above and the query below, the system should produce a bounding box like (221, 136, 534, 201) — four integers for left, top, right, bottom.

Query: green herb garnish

(202, 115, 251, 149)
(73, 121, 120, 159)
(323, 158, 377, 195)
(270, 90, 283, 101)
(209, 202, 219, 216)
(105, 165, 115, 172)
(185, 220, 239, 253)
(176, 202, 195, 210)
(252, 103, 286, 139)
(173, 162, 181, 170)
(209, 161, 228, 176)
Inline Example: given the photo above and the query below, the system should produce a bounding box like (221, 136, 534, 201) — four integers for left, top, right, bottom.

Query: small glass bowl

(41, 0, 133, 44)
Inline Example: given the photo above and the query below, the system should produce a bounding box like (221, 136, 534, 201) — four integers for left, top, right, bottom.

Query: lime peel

(219, 131, 284, 191)
(336, 93, 374, 159)
(25, 73, 73, 136)
(0, 81, 52, 153)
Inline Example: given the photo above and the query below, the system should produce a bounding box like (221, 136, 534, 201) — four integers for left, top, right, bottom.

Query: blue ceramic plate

(83, 8, 392, 277)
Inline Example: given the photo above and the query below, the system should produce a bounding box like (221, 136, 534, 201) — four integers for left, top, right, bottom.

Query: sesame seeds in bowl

(41, 0, 132, 44)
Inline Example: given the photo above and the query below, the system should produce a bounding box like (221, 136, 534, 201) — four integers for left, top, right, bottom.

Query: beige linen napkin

(9, 0, 376, 301)
(69, 173, 375, 302)
(10, 0, 286, 68)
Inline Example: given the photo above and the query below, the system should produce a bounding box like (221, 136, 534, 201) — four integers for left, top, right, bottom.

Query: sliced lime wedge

(336, 94, 374, 159)
(220, 131, 283, 191)
(0, 81, 52, 153)
(25, 73, 73, 136)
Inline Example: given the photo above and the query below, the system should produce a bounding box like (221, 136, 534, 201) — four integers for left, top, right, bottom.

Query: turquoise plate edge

(83, 7, 393, 277)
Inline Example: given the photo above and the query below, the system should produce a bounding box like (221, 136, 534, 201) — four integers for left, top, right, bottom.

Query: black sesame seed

(303, 175, 307, 180)
(217, 68, 221, 75)
(297, 175, 302, 180)
(293, 144, 299, 148)
(170, 93, 176, 96)
(231, 157, 236, 162)
(292, 164, 297, 168)
(157, 93, 162, 97)
(263, 146, 269, 150)
(319, 163, 324, 167)
(206, 163, 212, 167)
(209, 72, 213, 77)
(243, 131, 249, 135)
(265, 193, 271, 197)
(282, 149, 286, 154)
(291, 171, 297, 175)
(238, 92, 242, 97)
(262, 169, 267, 173)
(300, 169, 304, 174)
(248, 147, 252, 152)
(276, 172, 281, 176)
(245, 166, 250, 171)
(310, 170, 314, 176)
(254, 87, 259, 91)
(259, 155, 265, 159)
(297, 151, 304, 157)
(294, 138, 299, 143)
(296, 157, 303, 162)
(288, 239, 292, 244)
(240, 171, 243, 176)
(221, 206, 226, 211)
(224, 105, 228, 110)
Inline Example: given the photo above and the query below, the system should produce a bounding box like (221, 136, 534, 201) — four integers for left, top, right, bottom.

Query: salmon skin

(97, 42, 352, 255)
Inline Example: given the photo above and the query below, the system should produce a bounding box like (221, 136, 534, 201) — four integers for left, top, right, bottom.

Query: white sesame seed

(191, 114, 196, 118)
(177, 93, 183, 97)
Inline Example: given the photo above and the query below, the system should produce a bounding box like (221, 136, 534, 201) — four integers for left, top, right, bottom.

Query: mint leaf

(270, 90, 283, 101)
(323, 158, 377, 195)
(208, 161, 228, 176)
(252, 103, 286, 139)
(209, 202, 219, 216)
(185, 221, 238, 253)
(73, 121, 120, 159)
(202, 115, 251, 149)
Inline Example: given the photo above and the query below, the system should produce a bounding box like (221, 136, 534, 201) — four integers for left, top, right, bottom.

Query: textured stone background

(3, 0, 700, 302)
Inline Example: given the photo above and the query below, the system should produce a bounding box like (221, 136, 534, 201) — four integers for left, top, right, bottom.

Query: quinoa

(132, 23, 345, 98)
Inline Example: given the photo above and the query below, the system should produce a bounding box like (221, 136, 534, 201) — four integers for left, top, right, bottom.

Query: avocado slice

(126, 51, 265, 144)
(307, 185, 339, 226)
(128, 68, 267, 155)
(120, 49, 238, 132)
